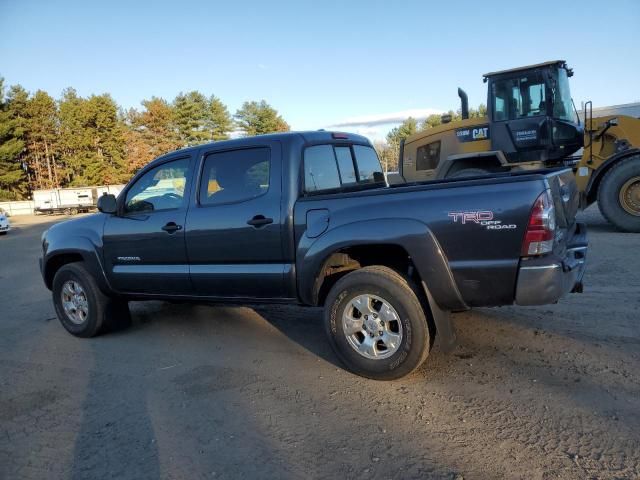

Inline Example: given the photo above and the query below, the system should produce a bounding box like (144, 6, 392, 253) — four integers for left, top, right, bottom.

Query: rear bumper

(515, 223, 588, 306)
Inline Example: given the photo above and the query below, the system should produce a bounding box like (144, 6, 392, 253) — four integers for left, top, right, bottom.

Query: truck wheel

(447, 168, 491, 179)
(52, 262, 130, 337)
(324, 266, 431, 380)
(70, 208, 78, 215)
(598, 155, 640, 233)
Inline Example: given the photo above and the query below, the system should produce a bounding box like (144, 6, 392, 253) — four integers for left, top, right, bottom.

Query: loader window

(492, 73, 546, 121)
(416, 141, 441, 171)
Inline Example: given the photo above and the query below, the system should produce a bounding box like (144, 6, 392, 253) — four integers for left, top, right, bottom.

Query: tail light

(522, 189, 556, 256)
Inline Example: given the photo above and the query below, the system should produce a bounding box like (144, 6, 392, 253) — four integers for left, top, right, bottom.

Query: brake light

(522, 190, 556, 256)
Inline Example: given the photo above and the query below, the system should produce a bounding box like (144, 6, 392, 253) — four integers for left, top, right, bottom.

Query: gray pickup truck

(40, 131, 587, 379)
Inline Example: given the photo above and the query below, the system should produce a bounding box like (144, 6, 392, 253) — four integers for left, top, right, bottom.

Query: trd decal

(448, 211, 493, 224)
(448, 211, 516, 230)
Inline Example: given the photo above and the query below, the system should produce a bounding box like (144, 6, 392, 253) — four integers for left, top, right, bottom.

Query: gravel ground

(0, 208, 638, 480)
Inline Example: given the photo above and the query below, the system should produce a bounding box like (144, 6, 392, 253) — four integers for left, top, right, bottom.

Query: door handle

(247, 215, 273, 227)
(161, 222, 183, 233)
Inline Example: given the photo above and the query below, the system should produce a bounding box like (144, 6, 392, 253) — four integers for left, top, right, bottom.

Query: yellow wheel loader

(399, 60, 640, 232)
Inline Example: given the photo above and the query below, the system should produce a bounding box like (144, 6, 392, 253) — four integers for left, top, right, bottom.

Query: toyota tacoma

(40, 131, 587, 379)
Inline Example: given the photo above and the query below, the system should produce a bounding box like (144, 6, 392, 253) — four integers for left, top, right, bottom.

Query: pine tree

(0, 78, 26, 200)
(234, 100, 290, 136)
(207, 95, 232, 141)
(26, 90, 60, 188)
(173, 91, 210, 145)
(125, 97, 180, 173)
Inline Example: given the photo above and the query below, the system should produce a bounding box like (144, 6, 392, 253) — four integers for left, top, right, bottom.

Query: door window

(199, 148, 270, 206)
(125, 158, 189, 213)
(492, 72, 546, 121)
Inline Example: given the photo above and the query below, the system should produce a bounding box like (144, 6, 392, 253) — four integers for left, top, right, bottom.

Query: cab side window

(199, 148, 270, 206)
(303, 144, 383, 193)
(125, 158, 189, 213)
(304, 145, 341, 192)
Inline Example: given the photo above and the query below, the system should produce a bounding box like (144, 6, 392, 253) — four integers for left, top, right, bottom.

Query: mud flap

(423, 282, 457, 352)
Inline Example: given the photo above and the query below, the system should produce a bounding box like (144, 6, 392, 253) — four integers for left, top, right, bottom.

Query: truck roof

(151, 131, 371, 166)
(483, 60, 567, 78)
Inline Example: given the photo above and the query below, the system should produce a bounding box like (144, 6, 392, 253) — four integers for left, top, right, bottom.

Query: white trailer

(33, 185, 126, 215)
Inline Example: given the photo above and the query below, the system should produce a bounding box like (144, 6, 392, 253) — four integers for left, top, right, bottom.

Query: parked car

(0, 211, 10, 235)
(39, 131, 587, 380)
(0, 207, 10, 217)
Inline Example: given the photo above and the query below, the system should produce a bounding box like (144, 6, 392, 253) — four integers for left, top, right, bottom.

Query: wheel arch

(43, 241, 112, 294)
(297, 218, 467, 312)
(436, 150, 509, 179)
(586, 148, 640, 204)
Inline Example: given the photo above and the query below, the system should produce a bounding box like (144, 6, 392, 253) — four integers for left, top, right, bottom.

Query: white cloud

(328, 108, 443, 128)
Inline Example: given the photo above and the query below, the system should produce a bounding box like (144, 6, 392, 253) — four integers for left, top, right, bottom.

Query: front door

(185, 142, 287, 298)
(103, 155, 193, 295)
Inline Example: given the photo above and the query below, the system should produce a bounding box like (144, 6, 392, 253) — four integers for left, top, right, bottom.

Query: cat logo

(472, 127, 489, 140)
(455, 125, 490, 143)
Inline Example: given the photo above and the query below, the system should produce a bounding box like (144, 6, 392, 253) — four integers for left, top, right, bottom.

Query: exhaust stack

(458, 88, 469, 120)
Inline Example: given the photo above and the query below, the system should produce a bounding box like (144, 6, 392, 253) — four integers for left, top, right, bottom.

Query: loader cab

(485, 60, 583, 164)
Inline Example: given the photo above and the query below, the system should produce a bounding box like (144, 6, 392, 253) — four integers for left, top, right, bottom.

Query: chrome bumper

(515, 224, 587, 306)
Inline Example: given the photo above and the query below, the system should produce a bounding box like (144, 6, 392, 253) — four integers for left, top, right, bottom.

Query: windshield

(551, 68, 577, 123)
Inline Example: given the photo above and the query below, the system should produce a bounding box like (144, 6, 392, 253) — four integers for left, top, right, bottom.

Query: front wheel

(324, 266, 431, 380)
(598, 155, 640, 232)
(52, 262, 130, 337)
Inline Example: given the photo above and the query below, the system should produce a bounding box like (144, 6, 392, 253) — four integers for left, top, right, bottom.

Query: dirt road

(0, 208, 638, 479)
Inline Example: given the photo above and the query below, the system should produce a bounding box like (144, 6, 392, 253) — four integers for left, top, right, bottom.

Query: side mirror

(97, 194, 117, 214)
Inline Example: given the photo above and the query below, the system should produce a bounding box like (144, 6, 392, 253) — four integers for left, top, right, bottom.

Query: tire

(70, 208, 78, 215)
(598, 155, 640, 233)
(447, 167, 492, 179)
(52, 262, 130, 337)
(324, 265, 431, 380)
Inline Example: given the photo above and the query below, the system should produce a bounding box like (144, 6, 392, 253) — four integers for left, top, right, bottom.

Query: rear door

(185, 141, 286, 298)
(102, 154, 194, 294)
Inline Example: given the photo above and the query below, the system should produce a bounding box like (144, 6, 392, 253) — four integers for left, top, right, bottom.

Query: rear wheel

(447, 167, 492, 179)
(324, 266, 431, 380)
(52, 262, 130, 337)
(598, 155, 640, 232)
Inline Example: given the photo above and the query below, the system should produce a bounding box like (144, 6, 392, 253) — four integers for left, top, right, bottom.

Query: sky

(1, 0, 639, 141)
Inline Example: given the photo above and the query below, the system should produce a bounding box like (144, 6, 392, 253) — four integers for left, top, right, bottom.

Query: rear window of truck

(303, 144, 383, 193)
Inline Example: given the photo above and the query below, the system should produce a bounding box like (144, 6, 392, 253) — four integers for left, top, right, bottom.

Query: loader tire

(598, 155, 640, 233)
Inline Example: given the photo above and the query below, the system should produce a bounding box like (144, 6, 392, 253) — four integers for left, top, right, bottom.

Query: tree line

(376, 104, 487, 172)
(0, 77, 290, 200)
